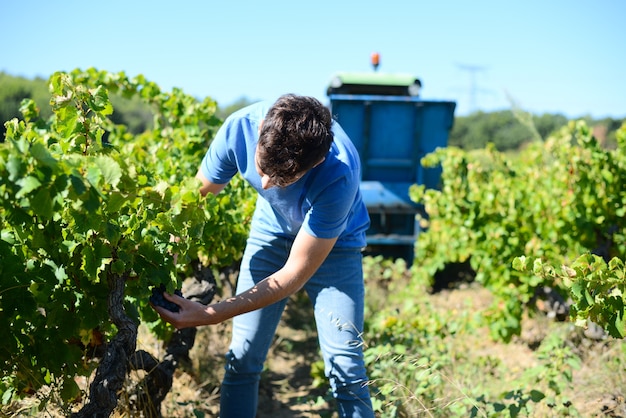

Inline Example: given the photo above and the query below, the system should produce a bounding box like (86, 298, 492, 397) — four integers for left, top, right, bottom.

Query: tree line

(1, 72, 624, 150)
(449, 109, 624, 151)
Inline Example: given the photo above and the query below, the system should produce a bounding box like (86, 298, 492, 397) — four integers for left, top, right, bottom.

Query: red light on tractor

(371, 52, 380, 71)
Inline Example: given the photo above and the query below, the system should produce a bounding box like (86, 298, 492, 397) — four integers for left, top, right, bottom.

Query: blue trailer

(327, 72, 456, 261)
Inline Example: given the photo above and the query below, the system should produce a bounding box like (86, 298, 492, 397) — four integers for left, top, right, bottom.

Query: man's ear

(258, 119, 264, 134)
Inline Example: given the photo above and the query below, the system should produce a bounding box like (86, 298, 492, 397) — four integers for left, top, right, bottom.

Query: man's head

(256, 94, 334, 188)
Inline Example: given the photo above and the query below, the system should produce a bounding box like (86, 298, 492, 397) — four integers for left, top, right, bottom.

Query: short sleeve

(200, 117, 242, 184)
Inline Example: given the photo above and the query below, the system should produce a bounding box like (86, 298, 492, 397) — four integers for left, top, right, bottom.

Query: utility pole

(456, 64, 487, 113)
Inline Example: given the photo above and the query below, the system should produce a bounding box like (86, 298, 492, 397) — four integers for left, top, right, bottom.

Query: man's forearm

(207, 272, 304, 323)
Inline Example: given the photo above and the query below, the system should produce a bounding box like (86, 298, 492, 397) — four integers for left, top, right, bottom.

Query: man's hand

(150, 285, 182, 312)
(151, 291, 216, 329)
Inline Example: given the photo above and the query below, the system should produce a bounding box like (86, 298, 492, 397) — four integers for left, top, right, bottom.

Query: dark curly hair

(257, 94, 334, 187)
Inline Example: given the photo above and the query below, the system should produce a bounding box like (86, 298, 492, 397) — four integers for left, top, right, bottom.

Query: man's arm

(154, 229, 337, 329)
(196, 169, 228, 196)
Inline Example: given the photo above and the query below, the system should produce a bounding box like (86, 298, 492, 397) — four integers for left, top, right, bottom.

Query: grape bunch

(150, 284, 183, 312)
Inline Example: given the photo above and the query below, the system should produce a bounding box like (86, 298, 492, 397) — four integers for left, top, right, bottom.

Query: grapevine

(0, 68, 255, 413)
(514, 253, 626, 338)
(410, 121, 626, 342)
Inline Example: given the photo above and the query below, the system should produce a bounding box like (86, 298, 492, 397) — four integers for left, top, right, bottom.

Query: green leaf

(86, 164, 102, 188)
(111, 259, 126, 274)
(30, 142, 58, 169)
(512, 256, 526, 271)
(81, 241, 111, 279)
(31, 188, 54, 219)
(84, 187, 102, 212)
(89, 85, 112, 114)
(608, 257, 624, 271)
(1, 229, 15, 244)
(70, 174, 87, 195)
(530, 389, 545, 402)
(60, 378, 80, 402)
(608, 298, 625, 338)
(63, 240, 79, 254)
(95, 155, 122, 189)
(57, 106, 79, 137)
(154, 180, 170, 198)
(15, 176, 42, 199)
(106, 192, 126, 213)
(104, 221, 121, 245)
(2, 387, 14, 404)
(43, 369, 52, 385)
(570, 281, 584, 300)
(6, 156, 22, 181)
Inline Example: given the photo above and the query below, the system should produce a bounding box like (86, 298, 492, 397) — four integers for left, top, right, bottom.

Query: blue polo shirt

(200, 100, 370, 248)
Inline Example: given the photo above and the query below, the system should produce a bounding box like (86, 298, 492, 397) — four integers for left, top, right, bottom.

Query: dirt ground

(152, 283, 626, 418)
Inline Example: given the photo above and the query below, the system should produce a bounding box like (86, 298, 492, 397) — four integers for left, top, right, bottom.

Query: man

(154, 94, 374, 417)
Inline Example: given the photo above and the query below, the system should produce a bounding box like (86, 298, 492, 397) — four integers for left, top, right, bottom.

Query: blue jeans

(220, 230, 374, 417)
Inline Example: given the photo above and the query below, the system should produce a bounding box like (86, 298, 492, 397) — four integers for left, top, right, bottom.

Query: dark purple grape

(150, 284, 182, 312)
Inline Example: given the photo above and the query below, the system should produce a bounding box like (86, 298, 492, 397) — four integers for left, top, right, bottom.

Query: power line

(456, 64, 487, 113)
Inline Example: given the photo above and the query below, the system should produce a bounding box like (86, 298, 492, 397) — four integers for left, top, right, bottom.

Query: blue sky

(1, 0, 624, 118)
